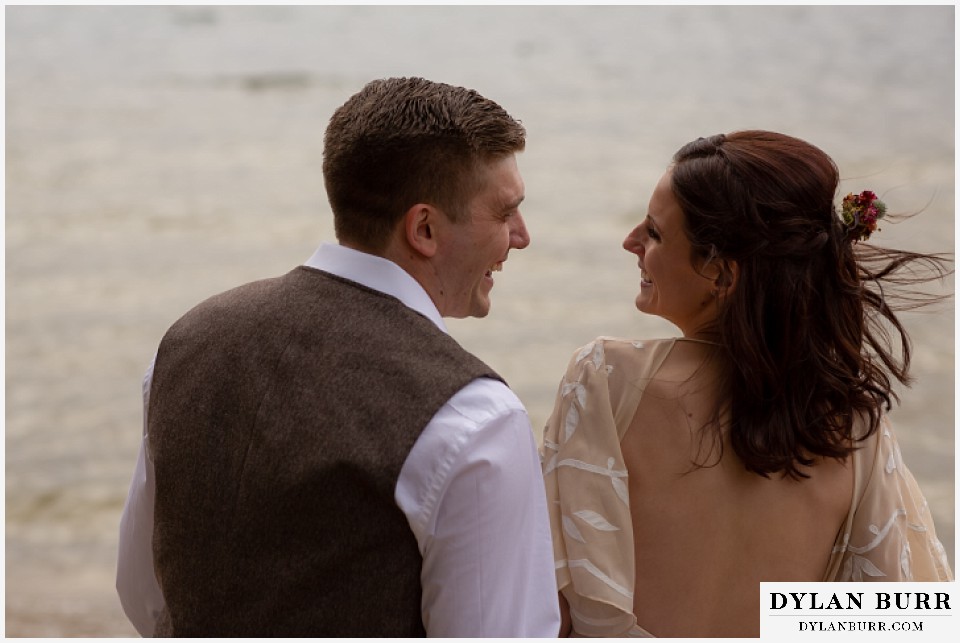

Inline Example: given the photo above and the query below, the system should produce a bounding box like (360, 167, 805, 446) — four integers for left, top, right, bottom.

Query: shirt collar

(303, 243, 447, 333)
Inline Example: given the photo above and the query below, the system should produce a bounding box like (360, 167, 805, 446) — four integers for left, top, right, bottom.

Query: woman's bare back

(620, 340, 853, 637)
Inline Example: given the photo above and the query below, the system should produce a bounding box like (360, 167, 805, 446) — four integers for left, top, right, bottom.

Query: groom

(116, 77, 560, 637)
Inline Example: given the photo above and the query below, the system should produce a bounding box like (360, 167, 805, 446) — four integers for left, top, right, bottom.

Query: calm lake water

(5, 5, 954, 636)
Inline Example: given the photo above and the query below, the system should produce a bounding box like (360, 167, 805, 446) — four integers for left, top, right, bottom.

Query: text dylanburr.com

(761, 583, 954, 638)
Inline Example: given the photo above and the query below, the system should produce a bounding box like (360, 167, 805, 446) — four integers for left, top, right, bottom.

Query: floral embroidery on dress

(609, 457, 630, 506)
(841, 551, 886, 581)
(825, 417, 952, 582)
(567, 559, 633, 599)
(574, 509, 620, 532)
(563, 403, 580, 443)
(563, 515, 587, 544)
(543, 338, 678, 637)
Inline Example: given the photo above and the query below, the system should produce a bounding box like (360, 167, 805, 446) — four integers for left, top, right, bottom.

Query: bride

(542, 130, 953, 637)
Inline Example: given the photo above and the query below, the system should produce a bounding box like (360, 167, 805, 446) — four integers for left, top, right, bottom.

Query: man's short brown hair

(322, 77, 526, 252)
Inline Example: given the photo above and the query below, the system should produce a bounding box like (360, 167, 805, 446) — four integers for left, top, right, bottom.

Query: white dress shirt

(116, 243, 560, 637)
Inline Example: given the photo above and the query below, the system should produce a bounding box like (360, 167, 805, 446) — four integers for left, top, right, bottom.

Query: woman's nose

(623, 224, 643, 254)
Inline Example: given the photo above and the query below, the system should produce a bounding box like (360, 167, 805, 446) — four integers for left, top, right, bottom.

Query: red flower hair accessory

(841, 190, 887, 243)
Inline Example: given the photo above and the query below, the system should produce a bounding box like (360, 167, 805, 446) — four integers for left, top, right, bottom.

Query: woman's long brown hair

(671, 130, 951, 478)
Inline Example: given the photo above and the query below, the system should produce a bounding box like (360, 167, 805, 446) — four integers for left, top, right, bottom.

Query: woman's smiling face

(622, 170, 720, 337)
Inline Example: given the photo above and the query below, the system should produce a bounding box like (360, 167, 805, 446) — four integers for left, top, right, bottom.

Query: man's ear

(403, 204, 439, 258)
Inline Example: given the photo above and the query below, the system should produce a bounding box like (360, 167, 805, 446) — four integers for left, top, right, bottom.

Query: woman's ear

(402, 203, 439, 258)
(716, 259, 739, 295)
(703, 257, 738, 296)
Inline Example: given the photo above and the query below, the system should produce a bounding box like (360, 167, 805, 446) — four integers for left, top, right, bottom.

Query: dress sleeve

(541, 339, 641, 637)
(826, 416, 953, 581)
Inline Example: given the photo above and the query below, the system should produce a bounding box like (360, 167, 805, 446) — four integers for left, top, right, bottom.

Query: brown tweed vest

(148, 266, 501, 637)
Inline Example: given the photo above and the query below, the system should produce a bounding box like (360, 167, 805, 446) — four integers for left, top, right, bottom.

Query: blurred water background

(5, 4, 955, 636)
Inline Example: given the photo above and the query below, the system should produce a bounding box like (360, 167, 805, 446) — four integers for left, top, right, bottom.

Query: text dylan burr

(770, 592, 950, 611)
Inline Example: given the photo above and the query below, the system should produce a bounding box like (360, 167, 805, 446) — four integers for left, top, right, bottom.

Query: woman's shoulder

(568, 336, 680, 370)
(571, 336, 680, 358)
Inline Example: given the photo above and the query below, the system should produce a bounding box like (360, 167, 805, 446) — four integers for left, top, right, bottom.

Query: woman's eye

(646, 224, 660, 240)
